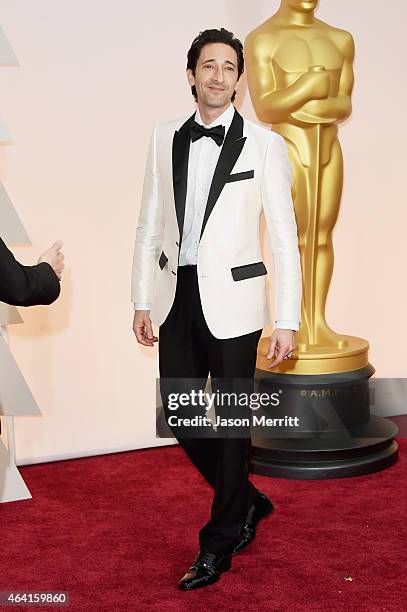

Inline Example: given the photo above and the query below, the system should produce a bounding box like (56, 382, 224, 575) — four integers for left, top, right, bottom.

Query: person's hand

(266, 329, 296, 369)
(38, 240, 65, 279)
(133, 310, 158, 347)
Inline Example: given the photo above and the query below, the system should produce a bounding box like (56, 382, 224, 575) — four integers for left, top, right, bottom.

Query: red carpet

(1, 439, 406, 611)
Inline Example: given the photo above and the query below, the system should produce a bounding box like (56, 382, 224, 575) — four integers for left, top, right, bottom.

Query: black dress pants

(158, 264, 263, 555)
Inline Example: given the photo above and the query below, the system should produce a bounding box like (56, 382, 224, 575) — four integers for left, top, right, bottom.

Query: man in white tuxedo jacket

(131, 28, 302, 590)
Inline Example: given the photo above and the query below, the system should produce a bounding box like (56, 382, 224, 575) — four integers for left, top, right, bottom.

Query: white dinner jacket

(131, 107, 302, 339)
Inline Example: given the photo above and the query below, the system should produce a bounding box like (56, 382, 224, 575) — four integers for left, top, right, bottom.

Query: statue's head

(282, 0, 318, 12)
(186, 28, 244, 105)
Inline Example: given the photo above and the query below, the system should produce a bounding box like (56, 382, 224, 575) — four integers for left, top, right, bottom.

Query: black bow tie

(190, 121, 225, 147)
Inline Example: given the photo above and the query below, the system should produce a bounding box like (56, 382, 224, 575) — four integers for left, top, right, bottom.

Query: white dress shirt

(134, 104, 299, 332)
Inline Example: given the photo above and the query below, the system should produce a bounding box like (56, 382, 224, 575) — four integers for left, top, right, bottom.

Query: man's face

(187, 42, 239, 108)
(285, 0, 318, 12)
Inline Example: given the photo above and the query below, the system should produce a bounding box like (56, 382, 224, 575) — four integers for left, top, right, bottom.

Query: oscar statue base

(256, 334, 370, 375)
(250, 365, 399, 480)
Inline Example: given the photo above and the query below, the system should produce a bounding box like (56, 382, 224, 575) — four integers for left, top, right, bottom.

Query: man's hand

(266, 329, 296, 369)
(133, 310, 158, 347)
(38, 240, 65, 279)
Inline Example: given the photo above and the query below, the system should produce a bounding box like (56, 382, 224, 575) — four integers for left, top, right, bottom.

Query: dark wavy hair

(186, 28, 244, 103)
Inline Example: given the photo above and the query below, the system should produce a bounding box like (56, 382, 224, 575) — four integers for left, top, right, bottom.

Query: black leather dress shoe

(177, 550, 232, 590)
(232, 491, 274, 554)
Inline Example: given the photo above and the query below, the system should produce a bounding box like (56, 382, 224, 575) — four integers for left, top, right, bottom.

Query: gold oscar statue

(246, 0, 369, 375)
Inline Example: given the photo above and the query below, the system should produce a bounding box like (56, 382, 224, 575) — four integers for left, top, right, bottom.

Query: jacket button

(175, 241, 179, 246)
(171, 270, 176, 275)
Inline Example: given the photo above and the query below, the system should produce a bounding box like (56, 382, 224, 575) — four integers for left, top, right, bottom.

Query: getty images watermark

(166, 388, 298, 428)
(156, 376, 405, 440)
(156, 378, 301, 438)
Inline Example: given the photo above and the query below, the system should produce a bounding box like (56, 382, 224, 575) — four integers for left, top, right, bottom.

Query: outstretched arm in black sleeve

(0, 236, 62, 307)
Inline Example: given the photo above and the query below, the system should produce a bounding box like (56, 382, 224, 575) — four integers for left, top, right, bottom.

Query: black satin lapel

(200, 108, 246, 240)
(172, 112, 195, 241)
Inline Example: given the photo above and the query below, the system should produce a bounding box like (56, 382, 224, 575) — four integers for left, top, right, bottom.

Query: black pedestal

(250, 365, 399, 479)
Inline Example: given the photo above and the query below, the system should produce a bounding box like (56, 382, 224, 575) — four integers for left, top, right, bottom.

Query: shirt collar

(194, 103, 235, 135)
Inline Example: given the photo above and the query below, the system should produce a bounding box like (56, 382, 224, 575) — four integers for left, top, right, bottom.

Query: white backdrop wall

(0, 0, 405, 465)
